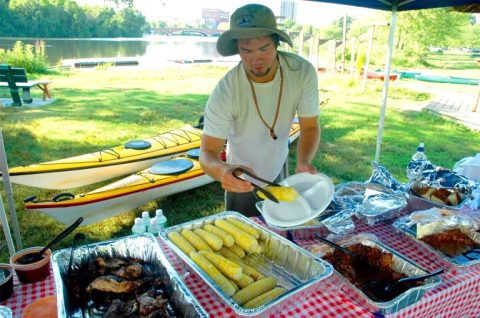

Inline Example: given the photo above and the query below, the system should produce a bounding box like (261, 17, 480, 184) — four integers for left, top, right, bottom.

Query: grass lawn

(0, 53, 479, 262)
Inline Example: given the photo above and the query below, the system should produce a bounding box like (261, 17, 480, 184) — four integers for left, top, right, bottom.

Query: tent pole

(374, 6, 397, 162)
(0, 192, 15, 256)
(0, 130, 23, 250)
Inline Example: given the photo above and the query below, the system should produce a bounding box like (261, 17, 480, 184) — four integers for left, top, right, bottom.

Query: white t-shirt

(203, 51, 319, 181)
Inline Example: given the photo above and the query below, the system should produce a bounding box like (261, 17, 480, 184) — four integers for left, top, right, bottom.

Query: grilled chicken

(113, 263, 143, 279)
(86, 275, 142, 294)
(104, 298, 138, 318)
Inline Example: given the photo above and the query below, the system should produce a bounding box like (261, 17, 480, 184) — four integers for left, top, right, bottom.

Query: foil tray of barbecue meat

(394, 214, 480, 268)
(306, 233, 442, 315)
(52, 233, 208, 318)
(159, 211, 333, 317)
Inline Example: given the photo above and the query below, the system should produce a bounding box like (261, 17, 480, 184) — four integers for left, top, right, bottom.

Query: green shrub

(0, 41, 48, 73)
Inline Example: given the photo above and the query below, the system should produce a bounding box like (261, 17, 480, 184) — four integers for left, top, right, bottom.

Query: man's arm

(295, 116, 320, 174)
(200, 134, 253, 192)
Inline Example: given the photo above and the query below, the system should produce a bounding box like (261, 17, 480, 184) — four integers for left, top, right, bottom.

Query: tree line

(0, 0, 149, 38)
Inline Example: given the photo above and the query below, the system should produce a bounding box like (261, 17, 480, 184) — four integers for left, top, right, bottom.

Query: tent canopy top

(307, 0, 480, 11)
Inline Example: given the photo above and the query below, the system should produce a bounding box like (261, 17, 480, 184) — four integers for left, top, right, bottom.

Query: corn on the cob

(232, 273, 254, 289)
(227, 244, 246, 258)
(227, 257, 265, 281)
(193, 228, 223, 250)
(255, 241, 265, 254)
(189, 251, 236, 296)
(232, 277, 277, 305)
(228, 278, 240, 293)
(168, 231, 196, 255)
(226, 218, 260, 239)
(181, 229, 212, 251)
(243, 287, 287, 309)
(214, 219, 259, 253)
(256, 185, 299, 202)
(198, 250, 242, 280)
(204, 224, 235, 247)
(218, 247, 242, 261)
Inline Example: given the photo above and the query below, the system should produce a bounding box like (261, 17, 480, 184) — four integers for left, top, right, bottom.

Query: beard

(250, 66, 272, 77)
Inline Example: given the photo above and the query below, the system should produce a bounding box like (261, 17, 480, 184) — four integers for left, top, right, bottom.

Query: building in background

(202, 8, 229, 28)
(280, 0, 297, 22)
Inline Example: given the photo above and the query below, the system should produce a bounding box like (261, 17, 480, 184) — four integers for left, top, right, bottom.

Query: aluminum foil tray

(393, 215, 480, 268)
(407, 190, 468, 212)
(305, 233, 442, 315)
(356, 194, 408, 226)
(51, 233, 208, 318)
(159, 211, 333, 317)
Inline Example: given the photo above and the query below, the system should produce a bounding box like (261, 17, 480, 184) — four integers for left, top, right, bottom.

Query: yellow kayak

(25, 153, 212, 225)
(2, 126, 202, 189)
(25, 121, 301, 225)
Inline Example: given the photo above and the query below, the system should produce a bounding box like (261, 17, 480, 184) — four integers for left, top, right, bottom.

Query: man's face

(237, 35, 277, 80)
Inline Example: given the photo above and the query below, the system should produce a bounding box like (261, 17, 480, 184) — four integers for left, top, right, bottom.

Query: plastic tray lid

(260, 172, 335, 227)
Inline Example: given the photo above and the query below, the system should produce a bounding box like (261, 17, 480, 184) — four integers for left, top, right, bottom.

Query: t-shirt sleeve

(296, 63, 320, 117)
(203, 78, 233, 140)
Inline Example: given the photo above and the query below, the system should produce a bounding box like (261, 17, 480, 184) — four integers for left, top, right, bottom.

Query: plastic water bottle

(148, 217, 161, 235)
(155, 209, 168, 229)
(131, 217, 146, 234)
(141, 211, 151, 230)
(407, 142, 428, 183)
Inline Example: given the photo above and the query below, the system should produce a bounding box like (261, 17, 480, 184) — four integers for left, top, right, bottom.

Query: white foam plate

(260, 172, 335, 227)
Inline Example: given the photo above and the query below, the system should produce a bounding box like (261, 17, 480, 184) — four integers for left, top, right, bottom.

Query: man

(200, 3, 320, 216)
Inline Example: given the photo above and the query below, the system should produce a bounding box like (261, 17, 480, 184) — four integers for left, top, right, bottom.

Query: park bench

(0, 64, 52, 106)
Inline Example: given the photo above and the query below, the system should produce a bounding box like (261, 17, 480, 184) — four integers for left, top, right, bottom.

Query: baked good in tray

(420, 228, 480, 257)
(412, 184, 464, 206)
(323, 244, 422, 302)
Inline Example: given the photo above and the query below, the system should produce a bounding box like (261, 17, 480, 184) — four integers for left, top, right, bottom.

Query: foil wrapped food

(353, 162, 408, 225)
(51, 233, 208, 318)
(410, 159, 478, 209)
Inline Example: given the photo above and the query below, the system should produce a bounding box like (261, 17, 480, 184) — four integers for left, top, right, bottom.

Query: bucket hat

(216, 4, 293, 57)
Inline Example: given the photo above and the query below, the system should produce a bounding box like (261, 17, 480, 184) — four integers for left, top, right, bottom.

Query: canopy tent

(308, 0, 479, 162)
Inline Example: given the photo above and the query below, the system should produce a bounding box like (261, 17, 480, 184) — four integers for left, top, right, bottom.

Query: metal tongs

(232, 167, 280, 203)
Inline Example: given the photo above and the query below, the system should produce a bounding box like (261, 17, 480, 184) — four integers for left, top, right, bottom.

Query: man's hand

(220, 165, 254, 193)
(295, 161, 317, 174)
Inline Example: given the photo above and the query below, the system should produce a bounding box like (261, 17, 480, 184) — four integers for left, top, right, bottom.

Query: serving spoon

(314, 234, 365, 262)
(17, 217, 84, 265)
(364, 268, 444, 294)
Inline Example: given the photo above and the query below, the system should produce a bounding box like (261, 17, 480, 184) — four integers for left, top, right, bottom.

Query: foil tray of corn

(159, 211, 333, 317)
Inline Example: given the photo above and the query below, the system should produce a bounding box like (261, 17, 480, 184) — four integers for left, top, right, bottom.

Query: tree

(394, 8, 472, 58)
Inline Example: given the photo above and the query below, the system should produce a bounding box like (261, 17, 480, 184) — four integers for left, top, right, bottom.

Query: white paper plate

(260, 172, 335, 227)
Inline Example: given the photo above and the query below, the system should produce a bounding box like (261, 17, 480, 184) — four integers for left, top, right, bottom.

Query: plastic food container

(51, 233, 207, 318)
(9, 247, 51, 284)
(0, 264, 14, 302)
(305, 233, 442, 315)
(160, 211, 333, 317)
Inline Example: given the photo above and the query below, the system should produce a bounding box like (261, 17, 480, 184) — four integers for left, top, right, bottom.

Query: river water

(0, 36, 240, 67)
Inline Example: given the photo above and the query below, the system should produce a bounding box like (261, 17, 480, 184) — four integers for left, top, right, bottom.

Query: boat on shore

(24, 122, 301, 225)
(414, 74, 479, 86)
(1, 126, 202, 189)
(364, 71, 399, 81)
(25, 153, 213, 225)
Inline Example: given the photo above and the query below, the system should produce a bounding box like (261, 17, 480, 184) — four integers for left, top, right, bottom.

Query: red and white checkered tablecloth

(3, 216, 480, 318)
(0, 266, 56, 318)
